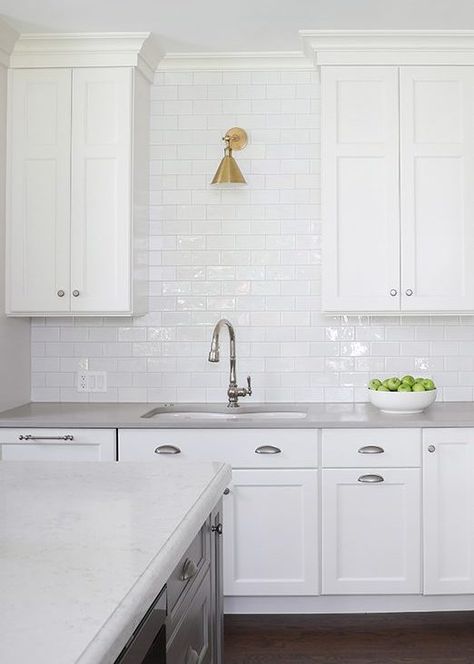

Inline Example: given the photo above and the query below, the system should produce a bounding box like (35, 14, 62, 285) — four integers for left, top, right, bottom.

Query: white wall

(30, 66, 474, 403)
(0, 64, 30, 410)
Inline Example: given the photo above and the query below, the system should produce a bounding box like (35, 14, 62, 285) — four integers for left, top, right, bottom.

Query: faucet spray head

(208, 346, 220, 362)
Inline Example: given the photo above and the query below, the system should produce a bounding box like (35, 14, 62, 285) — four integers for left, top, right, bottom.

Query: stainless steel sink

(141, 405, 307, 421)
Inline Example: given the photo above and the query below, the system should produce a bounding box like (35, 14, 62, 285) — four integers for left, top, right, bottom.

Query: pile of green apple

(368, 375, 436, 392)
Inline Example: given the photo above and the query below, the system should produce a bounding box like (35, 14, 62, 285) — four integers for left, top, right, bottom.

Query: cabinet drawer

(322, 429, 421, 467)
(167, 519, 210, 635)
(167, 569, 212, 664)
(119, 429, 318, 468)
(0, 428, 116, 461)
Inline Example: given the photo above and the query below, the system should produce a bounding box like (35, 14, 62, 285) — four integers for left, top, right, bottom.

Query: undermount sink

(141, 406, 307, 421)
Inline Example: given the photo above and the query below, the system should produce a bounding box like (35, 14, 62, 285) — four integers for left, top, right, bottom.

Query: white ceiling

(2, 0, 474, 53)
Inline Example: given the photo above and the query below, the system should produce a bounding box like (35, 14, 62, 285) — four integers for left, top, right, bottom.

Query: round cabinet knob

(72, 290, 80, 297)
(406, 289, 414, 296)
(390, 289, 398, 297)
(427, 445, 436, 453)
(57, 290, 65, 298)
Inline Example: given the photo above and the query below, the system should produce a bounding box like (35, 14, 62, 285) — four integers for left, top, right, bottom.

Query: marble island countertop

(0, 460, 231, 664)
(0, 400, 474, 428)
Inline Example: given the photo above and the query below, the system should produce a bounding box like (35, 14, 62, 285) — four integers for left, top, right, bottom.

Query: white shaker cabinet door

(400, 67, 474, 312)
(223, 469, 319, 596)
(423, 429, 474, 594)
(321, 67, 400, 312)
(322, 468, 421, 594)
(70, 67, 132, 313)
(7, 69, 71, 314)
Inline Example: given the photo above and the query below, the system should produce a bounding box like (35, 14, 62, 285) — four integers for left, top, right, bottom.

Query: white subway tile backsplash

(29, 66, 474, 402)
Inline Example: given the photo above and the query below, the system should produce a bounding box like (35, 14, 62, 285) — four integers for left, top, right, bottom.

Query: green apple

(386, 377, 401, 391)
(398, 384, 412, 392)
(401, 375, 415, 387)
(377, 385, 390, 391)
(423, 379, 436, 391)
(412, 382, 426, 392)
(382, 379, 391, 388)
(368, 379, 382, 390)
(414, 377, 425, 383)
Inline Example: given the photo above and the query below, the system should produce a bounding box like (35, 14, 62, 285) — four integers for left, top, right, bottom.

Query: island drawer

(322, 428, 421, 467)
(119, 429, 318, 468)
(167, 519, 210, 634)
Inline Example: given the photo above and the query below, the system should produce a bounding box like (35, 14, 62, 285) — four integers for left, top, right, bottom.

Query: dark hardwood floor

(224, 612, 474, 663)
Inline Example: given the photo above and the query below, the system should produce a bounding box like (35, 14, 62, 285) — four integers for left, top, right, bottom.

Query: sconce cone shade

(211, 152, 246, 184)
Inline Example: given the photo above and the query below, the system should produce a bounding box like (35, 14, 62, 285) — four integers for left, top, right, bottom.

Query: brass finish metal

(211, 127, 248, 185)
(225, 127, 248, 151)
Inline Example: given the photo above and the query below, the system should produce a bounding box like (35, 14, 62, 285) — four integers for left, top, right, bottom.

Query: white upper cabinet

(322, 60, 474, 314)
(6, 33, 159, 316)
(322, 67, 400, 313)
(7, 69, 72, 313)
(400, 67, 474, 312)
(70, 68, 133, 313)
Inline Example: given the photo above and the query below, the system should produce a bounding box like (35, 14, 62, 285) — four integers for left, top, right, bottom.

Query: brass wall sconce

(211, 127, 248, 185)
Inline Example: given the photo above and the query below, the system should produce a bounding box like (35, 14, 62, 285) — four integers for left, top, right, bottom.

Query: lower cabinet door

(223, 469, 319, 596)
(166, 570, 212, 664)
(423, 429, 474, 594)
(322, 468, 421, 594)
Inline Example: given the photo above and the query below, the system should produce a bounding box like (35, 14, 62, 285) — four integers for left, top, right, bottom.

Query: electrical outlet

(77, 371, 107, 393)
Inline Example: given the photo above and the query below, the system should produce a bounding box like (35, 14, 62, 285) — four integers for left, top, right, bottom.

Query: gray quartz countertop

(0, 401, 474, 428)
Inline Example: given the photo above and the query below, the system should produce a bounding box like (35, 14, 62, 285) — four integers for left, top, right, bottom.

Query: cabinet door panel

(223, 469, 319, 596)
(322, 67, 400, 312)
(322, 468, 421, 594)
(423, 429, 474, 594)
(400, 67, 474, 311)
(70, 68, 132, 313)
(7, 69, 71, 313)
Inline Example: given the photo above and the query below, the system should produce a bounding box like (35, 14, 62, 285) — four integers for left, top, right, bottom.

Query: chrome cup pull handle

(358, 474, 384, 483)
(154, 444, 181, 455)
(358, 445, 385, 454)
(180, 558, 198, 581)
(255, 445, 282, 454)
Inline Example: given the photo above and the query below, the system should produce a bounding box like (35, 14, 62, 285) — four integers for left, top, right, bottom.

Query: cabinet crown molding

(158, 51, 313, 71)
(10, 32, 162, 81)
(300, 29, 474, 66)
(0, 19, 18, 68)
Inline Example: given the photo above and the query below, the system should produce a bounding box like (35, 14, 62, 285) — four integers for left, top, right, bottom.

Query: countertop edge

(76, 462, 232, 664)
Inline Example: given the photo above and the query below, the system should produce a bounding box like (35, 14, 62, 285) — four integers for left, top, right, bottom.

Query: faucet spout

(208, 319, 251, 407)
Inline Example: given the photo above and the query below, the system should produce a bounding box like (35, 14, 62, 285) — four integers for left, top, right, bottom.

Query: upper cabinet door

(322, 67, 400, 312)
(400, 67, 474, 311)
(7, 69, 71, 314)
(70, 68, 132, 313)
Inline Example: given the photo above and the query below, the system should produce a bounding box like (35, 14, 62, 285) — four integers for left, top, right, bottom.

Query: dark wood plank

(224, 612, 474, 663)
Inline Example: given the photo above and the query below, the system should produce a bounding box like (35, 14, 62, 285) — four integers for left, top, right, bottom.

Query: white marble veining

(1, 400, 474, 429)
(0, 460, 231, 664)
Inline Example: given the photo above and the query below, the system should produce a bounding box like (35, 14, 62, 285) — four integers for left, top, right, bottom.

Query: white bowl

(368, 388, 437, 414)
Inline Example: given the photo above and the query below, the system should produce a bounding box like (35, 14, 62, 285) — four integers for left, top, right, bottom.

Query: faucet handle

(247, 375, 252, 396)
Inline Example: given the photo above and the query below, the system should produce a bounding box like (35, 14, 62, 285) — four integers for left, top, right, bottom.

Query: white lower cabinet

(423, 428, 474, 594)
(322, 468, 421, 594)
(223, 469, 319, 596)
(0, 428, 116, 461)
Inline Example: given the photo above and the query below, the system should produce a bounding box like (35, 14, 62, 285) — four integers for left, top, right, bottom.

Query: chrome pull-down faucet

(208, 319, 252, 407)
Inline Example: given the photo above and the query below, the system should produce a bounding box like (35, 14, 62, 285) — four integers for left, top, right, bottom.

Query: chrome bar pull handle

(358, 474, 384, 483)
(154, 444, 181, 455)
(18, 434, 74, 441)
(358, 445, 385, 454)
(255, 445, 281, 454)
